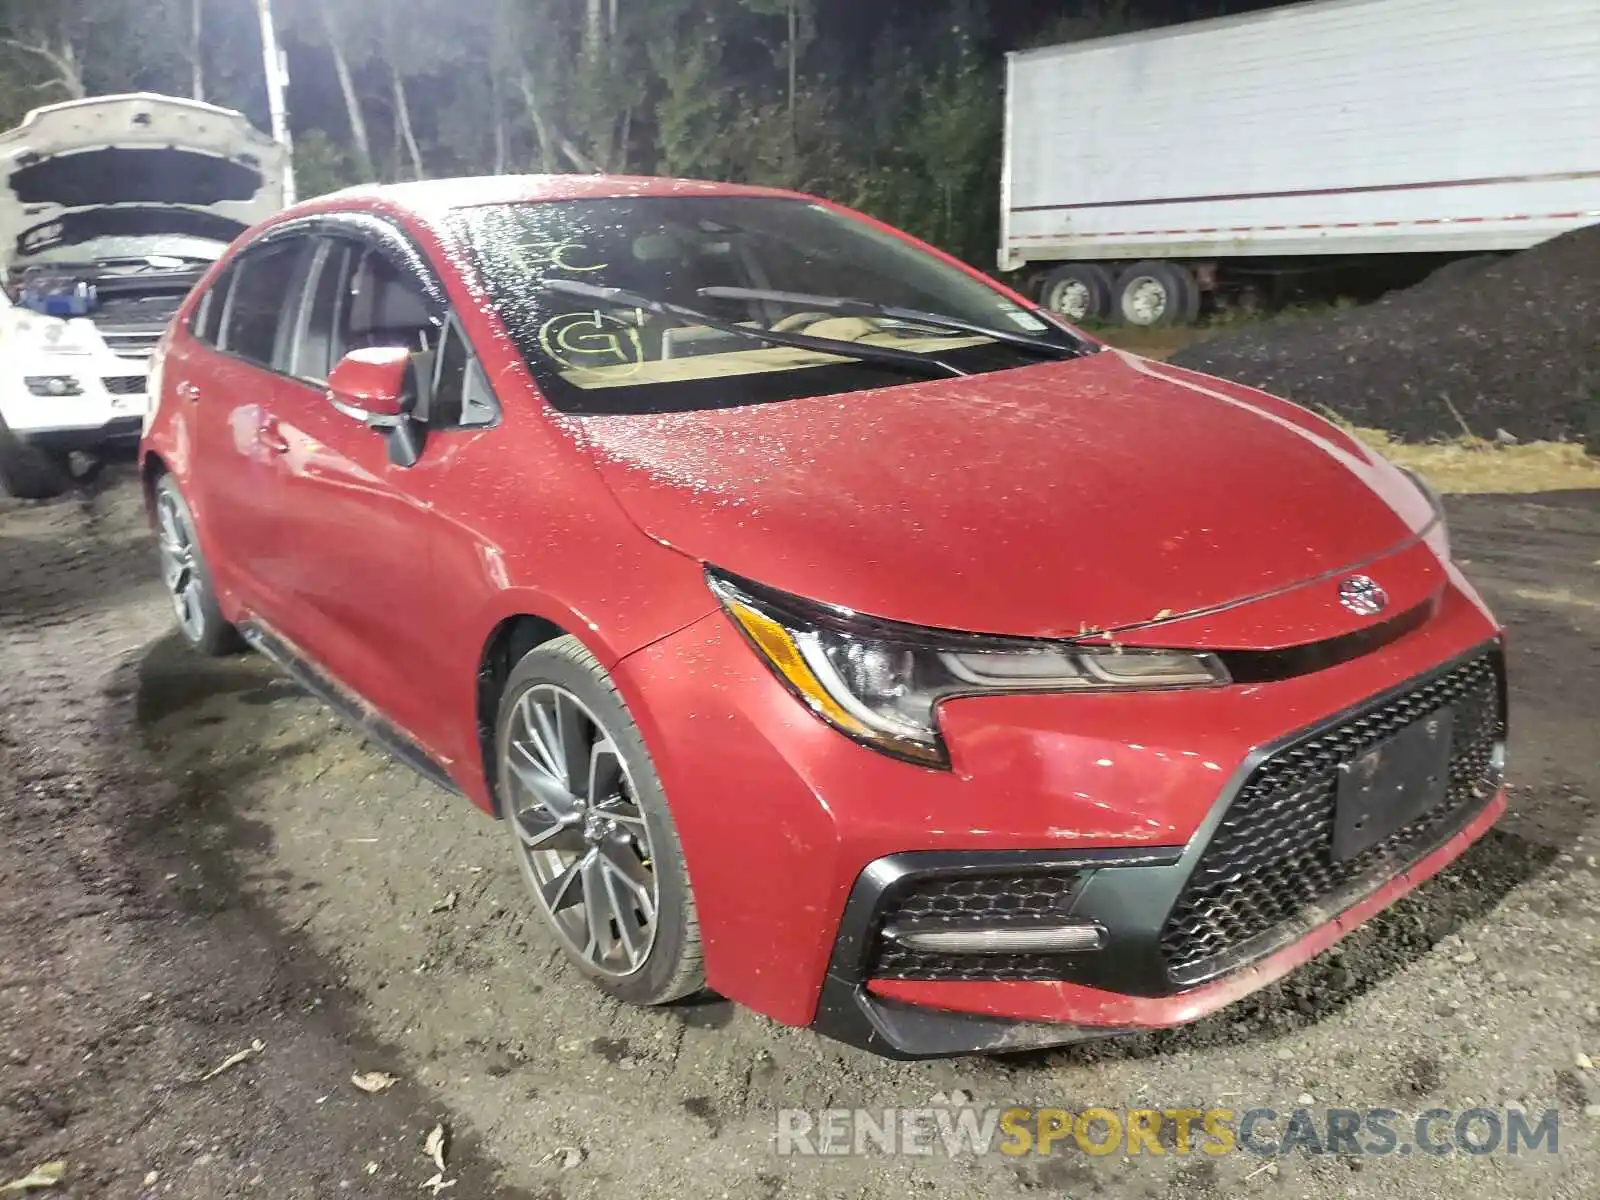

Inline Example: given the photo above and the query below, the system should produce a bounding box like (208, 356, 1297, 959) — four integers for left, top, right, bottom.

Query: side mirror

(327, 347, 414, 428)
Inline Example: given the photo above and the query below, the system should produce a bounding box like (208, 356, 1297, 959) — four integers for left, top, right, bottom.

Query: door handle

(257, 425, 290, 456)
(176, 380, 201, 403)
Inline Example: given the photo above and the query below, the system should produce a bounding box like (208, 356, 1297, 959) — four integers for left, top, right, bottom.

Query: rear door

(180, 233, 318, 617)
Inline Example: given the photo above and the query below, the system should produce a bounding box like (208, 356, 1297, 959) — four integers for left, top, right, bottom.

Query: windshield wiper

(542, 278, 967, 379)
(697, 286, 1095, 359)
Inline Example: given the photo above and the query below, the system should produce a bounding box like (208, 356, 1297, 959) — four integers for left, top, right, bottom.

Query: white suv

(0, 93, 285, 498)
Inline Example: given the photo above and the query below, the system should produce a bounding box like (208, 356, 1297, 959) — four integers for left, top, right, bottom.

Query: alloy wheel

(155, 490, 206, 642)
(504, 684, 660, 977)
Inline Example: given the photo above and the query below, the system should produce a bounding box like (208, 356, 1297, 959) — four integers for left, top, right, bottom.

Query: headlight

(708, 570, 1228, 767)
(1398, 465, 1449, 558)
(24, 375, 83, 397)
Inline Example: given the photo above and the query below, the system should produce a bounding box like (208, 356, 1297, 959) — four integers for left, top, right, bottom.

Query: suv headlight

(1398, 465, 1449, 558)
(708, 570, 1228, 767)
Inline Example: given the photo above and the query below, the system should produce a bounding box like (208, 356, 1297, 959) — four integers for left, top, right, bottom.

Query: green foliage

(292, 128, 360, 199)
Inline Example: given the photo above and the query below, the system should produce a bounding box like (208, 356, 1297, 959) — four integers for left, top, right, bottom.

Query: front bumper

(16, 414, 145, 454)
(4, 370, 149, 453)
(813, 791, 1504, 1057)
(615, 557, 1504, 1055)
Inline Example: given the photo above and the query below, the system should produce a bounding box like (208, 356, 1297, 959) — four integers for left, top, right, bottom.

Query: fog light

(883, 922, 1105, 955)
(25, 375, 83, 397)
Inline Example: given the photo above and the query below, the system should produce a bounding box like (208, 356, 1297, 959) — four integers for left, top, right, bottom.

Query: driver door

(263, 234, 451, 755)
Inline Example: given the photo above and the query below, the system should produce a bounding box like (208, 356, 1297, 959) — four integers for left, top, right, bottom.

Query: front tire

(495, 636, 704, 1006)
(0, 412, 70, 500)
(153, 475, 241, 656)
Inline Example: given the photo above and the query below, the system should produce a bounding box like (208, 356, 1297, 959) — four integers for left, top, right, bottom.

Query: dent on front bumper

(616, 561, 1505, 1057)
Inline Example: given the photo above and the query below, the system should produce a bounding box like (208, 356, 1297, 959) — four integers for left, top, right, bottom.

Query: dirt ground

(2, 473, 1598, 1199)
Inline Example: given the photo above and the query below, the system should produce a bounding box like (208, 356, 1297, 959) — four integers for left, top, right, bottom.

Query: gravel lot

(2, 474, 1597, 1198)
(1167, 226, 1600, 444)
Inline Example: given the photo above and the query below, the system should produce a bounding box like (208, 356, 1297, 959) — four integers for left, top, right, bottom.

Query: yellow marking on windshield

(538, 310, 645, 377)
(511, 240, 607, 274)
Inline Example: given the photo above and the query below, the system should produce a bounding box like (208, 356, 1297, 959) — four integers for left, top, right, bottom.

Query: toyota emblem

(1339, 575, 1388, 616)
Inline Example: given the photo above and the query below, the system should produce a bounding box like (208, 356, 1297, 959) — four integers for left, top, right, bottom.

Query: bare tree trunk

(1, 36, 87, 99)
(616, 106, 632, 172)
(490, 70, 508, 174)
(787, 1, 798, 121)
(322, 15, 373, 179)
(517, 71, 600, 174)
(585, 0, 604, 58)
(391, 66, 426, 180)
(786, 1, 798, 185)
(190, 0, 205, 100)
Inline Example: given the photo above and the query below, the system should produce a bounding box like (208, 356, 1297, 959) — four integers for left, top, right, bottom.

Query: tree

(739, 0, 816, 186)
(0, 1, 94, 100)
(0, 0, 1232, 272)
(278, 0, 375, 178)
(185, 0, 204, 100)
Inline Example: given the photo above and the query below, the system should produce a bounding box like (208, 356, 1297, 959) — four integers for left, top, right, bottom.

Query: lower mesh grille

(868, 871, 1083, 981)
(1159, 650, 1503, 985)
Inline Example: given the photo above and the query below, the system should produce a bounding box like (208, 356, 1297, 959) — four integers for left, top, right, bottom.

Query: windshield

(449, 196, 1090, 414)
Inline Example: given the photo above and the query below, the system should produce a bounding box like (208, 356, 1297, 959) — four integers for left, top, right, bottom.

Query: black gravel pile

(1169, 224, 1600, 443)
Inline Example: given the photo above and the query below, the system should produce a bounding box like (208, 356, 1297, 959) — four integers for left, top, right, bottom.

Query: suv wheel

(495, 636, 705, 1006)
(153, 475, 241, 655)
(0, 412, 70, 500)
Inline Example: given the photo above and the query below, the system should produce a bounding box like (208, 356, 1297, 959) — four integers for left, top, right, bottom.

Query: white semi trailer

(1001, 0, 1600, 325)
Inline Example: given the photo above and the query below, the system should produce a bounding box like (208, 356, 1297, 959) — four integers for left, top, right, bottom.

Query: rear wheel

(496, 636, 704, 1006)
(153, 475, 241, 655)
(0, 413, 71, 500)
(1114, 261, 1201, 327)
(1038, 263, 1115, 323)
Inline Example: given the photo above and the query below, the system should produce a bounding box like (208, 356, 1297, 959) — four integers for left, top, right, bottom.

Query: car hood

(575, 350, 1437, 640)
(0, 93, 285, 269)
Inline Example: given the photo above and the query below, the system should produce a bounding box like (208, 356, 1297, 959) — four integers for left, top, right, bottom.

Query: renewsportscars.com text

(775, 1106, 1560, 1158)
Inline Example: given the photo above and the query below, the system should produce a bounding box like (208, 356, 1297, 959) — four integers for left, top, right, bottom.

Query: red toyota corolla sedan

(138, 176, 1506, 1058)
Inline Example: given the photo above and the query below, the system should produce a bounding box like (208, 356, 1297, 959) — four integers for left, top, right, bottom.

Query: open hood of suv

(0, 93, 286, 269)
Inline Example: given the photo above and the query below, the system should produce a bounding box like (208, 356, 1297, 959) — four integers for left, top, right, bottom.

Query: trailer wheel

(1114, 262, 1201, 327)
(1038, 264, 1114, 322)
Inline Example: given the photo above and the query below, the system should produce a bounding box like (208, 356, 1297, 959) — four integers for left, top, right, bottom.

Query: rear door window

(220, 239, 312, 368)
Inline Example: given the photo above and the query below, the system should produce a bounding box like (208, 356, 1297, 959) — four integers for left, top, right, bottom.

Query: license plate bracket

(1332, 708, 1455, 862)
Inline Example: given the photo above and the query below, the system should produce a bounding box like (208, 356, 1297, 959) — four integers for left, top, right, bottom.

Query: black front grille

(101, 330, 161, 359)
(869, 870, 1084, 981)
(102, 375, 146, 395)
(1160, 651, 1503, 985)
